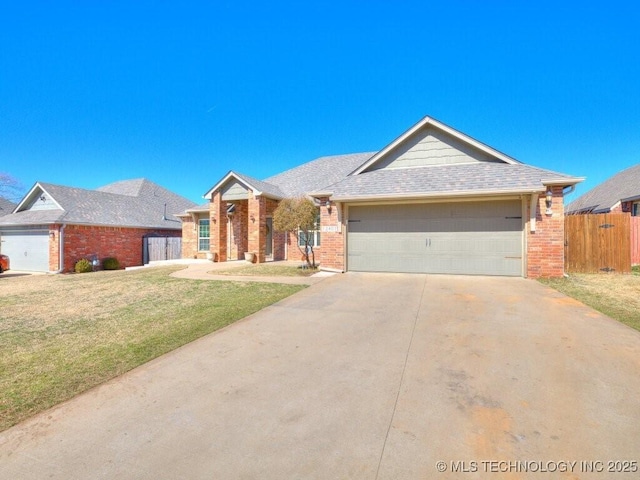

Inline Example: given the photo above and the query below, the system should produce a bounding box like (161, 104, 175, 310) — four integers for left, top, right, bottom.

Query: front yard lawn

(212, 264, 318, 277)
(539, 273, 640, 332)
(0, 266, 305, 431)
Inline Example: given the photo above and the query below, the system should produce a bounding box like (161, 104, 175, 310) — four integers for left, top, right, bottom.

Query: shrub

(74, 258, 93, 273)
(102, 257, 120, 270)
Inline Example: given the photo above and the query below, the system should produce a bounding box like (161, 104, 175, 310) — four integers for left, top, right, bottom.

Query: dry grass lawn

(539, 272, 640, 332)
(212, 264, 318, 277)
(0, 266, 305, 431)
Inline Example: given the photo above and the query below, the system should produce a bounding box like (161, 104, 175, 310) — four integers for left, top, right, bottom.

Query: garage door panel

(347, 201, 523, 276)
(0, 230, 50, 272)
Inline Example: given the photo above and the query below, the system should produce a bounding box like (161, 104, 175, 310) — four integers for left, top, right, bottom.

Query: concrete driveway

(1, 273, 639, 479)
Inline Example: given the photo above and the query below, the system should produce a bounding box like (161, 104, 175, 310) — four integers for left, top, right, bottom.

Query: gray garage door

(347, 200, 523, 276)
(0, 230, 50, 272)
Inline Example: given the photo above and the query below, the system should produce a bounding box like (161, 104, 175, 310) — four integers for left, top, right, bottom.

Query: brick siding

(526, 186, 566, 278)
(51, 224, 180, 272)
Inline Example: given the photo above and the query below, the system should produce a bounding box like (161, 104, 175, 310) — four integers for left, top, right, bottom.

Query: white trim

(351, 116, 520, 175)
(542, 177, 584, 186)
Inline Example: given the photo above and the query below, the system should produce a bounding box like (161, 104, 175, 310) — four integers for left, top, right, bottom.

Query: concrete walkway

(1, 273, 639, 479)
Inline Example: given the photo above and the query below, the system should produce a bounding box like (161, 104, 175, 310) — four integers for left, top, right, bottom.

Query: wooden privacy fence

(565, 213, 630, 273)
(143, 236, 182, 264)
(632, 216, 640, 265)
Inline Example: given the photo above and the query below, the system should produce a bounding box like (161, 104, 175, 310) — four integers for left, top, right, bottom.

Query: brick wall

(56, 224, 181, 272)
(247, 193, 266, 263)
(211, 192, 227, 262)
(181, 211, 213, 260)
(49, 225, 61, 271)
(318, 198, 344, 271)
(526, 186, 565, 278)
(228, 201, 249, 260)
(265, 198, 286, 261)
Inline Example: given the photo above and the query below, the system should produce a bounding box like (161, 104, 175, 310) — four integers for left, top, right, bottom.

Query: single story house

(0, 178, 196, 272)
(566, 163, 640, 215)
(181, 116, 584, 277)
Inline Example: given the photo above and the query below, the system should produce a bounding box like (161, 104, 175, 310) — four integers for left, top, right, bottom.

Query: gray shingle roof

(265, 152, 376, 196)
(566, 164, 640, 213)
(325, 163, 580, 200)
(0, 197, 16, 216)
(0, 179, 196, 229)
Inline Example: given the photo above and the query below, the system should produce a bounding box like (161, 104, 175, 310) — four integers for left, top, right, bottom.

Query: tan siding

(221, 180, 249, 201)
(369, 125, 502, 171)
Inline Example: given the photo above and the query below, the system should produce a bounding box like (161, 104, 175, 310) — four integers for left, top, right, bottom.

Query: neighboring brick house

(181, 116, 583, 277)
(0, 179, 196, 272)
(566, 163, 640, 215)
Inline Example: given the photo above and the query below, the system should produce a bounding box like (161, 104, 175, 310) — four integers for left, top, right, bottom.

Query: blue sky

(1, 1, 638, 204)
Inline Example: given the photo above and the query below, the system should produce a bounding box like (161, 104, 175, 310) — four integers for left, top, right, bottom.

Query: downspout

(54, 224, 66, 274)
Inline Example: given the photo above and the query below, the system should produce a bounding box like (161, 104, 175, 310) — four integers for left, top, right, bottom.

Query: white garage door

(0, 230, 50, 272)
(347, 200, 523, 276)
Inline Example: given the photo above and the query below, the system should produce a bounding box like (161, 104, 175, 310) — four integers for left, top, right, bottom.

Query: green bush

(102, 257, 120, 270)
(74, 258, 93, 273)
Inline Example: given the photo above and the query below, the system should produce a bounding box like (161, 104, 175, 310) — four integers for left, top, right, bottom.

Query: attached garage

(347, 200, 523, 276)
(0, 229, 50, 272)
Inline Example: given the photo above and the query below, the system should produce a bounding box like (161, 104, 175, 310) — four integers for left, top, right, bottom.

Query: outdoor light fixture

(327, 202, 332, 214)
(545, 187, 553, 215)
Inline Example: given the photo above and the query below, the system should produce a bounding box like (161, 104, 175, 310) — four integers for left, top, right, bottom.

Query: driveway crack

(374, 274, 427, 479)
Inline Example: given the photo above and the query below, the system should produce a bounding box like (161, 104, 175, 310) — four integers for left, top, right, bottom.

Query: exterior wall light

(545, 187, 553, 215)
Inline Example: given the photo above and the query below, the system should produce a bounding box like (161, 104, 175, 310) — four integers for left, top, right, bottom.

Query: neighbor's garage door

(0, 230, 50, 272)
(347, 200, 523, 276)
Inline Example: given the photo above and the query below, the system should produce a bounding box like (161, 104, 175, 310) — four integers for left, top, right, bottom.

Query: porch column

(248, 193, 266, 263)
(211, 192, 227, 262)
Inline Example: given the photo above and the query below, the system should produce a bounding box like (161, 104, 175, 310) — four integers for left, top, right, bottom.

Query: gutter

(329, 187, 546, 203)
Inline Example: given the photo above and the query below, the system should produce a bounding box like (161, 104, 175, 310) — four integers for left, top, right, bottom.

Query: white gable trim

(15, 183, 64, 212)
(351, 116, 520, 175)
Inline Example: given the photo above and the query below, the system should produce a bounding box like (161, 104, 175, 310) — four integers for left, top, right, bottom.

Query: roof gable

(353, 116, 519, 175)
(15, 183, 64, 213)
(203, 172, 286, 200)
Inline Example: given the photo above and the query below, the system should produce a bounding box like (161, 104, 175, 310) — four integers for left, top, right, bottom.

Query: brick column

(248, 193, 266, 263)
(318, 198, 344, 271)
(211, 192, 227, 262)
(527, 186, 565, 277)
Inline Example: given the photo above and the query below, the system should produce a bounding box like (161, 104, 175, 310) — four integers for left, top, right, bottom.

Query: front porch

(210, 189, 285, 264)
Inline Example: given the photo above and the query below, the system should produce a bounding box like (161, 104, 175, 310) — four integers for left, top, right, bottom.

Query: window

(198, 219, 210, 251)
(298, 213, 321, 247)
(633, 203, 640, 217)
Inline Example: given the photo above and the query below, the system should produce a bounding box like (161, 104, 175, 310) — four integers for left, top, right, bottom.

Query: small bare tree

(0, 173, 24, 203)
(273, 197, 319, 268)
